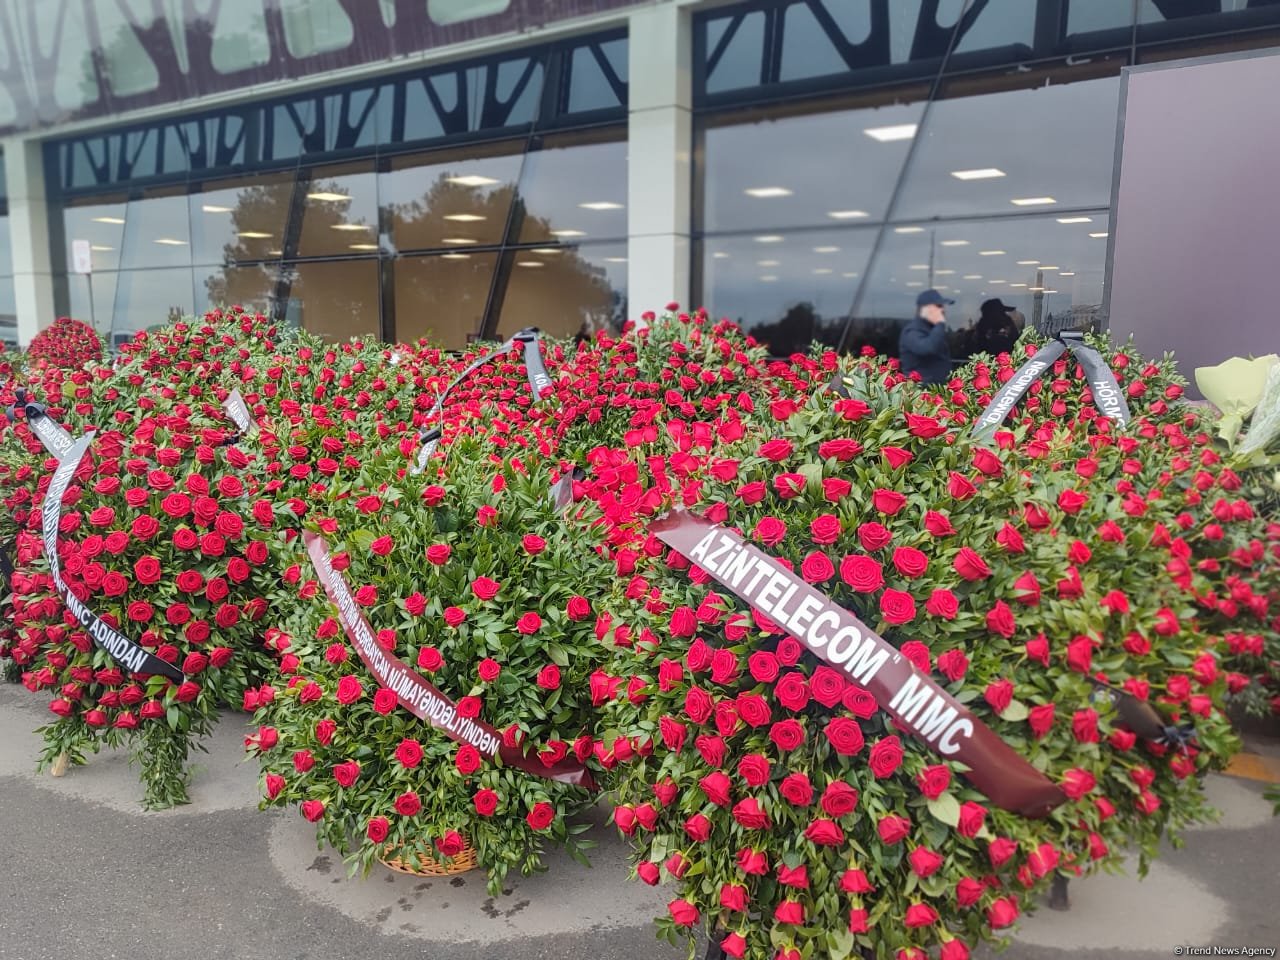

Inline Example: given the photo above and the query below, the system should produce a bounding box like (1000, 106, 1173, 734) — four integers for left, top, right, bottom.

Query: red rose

(473, 788, 499, 816)
(810, 513, 841, 544)
(1066, 634, 1095, 673)
(957, 801, 987, 838)
(477, 658, 502, 683)
(820, 780, 859, 816)
(872, 488, 907, 515)
(780, 772, 813, 806)
(774, 672, 810, 711)
(1028, 703, 1056, 738)
(735, 847, 769, 875)
(953, 547, 991, 580)
(909, 846, 945, 877)
(988, 836, 1017, 867)
(842, 684, 878, 719)
(699, 771, 732, 806)
(471, 577, 500, 600)
(526, 801, 555, 831)
(986, 601, 1016, 638)
(133, 556, 162, 585)
(396, 739, 423, 768)
(880, 589, 916, 624)
(738, 754, 771, 786)
(987, 897, 1020, 928)
(300, 800, 325, 822)
(747, 651, 779, 683)
(904, 903, 939, 928)
(916, 764, 951, 799)
(800, 551, 835, 583)
(1058, 489, 1089, 514)
(858, 522, 893, 551)
(417, 646, 443, 671)
(521, 534, 546, 554)
(394, 791, 421, 817)
(335, 675, 363, 704)
(840, 869, 875, 894)
(455, 744, 481, 775)
(516, 611, 542, 635)
(868, 736, 903, 777)
(696, 733, 727, 767)
(373, 688, 397, 714)
(823, 477, 852, 501)
(684, 686, 714, 723)
(126, 601, 153, 622)
(333, 760, 361, 787)
(956, 877, 985, 906)
(984, 679, 1014, 713)
(264, 774, 286, 800)
(720, 883, 748, 912)
(683, 813, 712, 842)
(824, 717, 865, 756)
(754, 516, 787, 546)
(443, 607, 466, 627)
(774, 900, 806, 925)
(840, 554, 884, 592)
(848, 908, 870, 934)
(804, 818, 844, 846)
(1072, 708, 1099, 743)
(769, 719, 805, 752)
(668, 899, 699, 927)
(923, 510, 954, 536)
(809, 666, 844, 707)
(777, 863, 808, 889)
(566, 595, 591, 620)
(536, 664, 561, 690)
(947, 472, 978, 499)
(892, 546, 929, 578)
(732, 797, 769, 829)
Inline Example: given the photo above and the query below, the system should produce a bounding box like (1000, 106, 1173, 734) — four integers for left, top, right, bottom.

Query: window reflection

(198, 263, 278, 317)
(0, 214, 12, 275)
(701, 98, 925, 232)
(516, 133, 627, 244)
(190, 174, 294, 265)
(119, 190, 193, 268)
(394, 253, 496, 348)
(496, 242, 626, 341)
(63, 197, 128, 272)
(66, 269, 119, 341)
(892, 72, 1123, 220)
(284, 260, 380, 341)
(111, 267, 195, 345)
(296, 161, 380, 257)
(381, 147, 521, 252)
(700, 229, 875, 355)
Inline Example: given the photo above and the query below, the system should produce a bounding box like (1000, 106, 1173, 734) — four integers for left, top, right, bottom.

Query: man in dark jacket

(898, 288, 954, 384)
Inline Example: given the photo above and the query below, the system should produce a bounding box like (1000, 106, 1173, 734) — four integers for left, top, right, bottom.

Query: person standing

(899, 289, 954, 384)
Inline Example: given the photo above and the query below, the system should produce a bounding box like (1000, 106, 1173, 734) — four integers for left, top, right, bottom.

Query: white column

(626, 3, 693, 323)
(4, 138, 57, 347)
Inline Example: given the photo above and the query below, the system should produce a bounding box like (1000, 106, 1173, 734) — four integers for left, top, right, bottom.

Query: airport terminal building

(0, 0, 1277, 354)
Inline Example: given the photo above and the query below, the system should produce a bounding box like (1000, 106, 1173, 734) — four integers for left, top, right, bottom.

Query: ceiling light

(712, 252, 730, 259)
(1029, 286, 1045, 291)
(238, 231, 272, 238)
(813, 246, 839, 253)
(754, 235, 784, 243)
(307, 192, 351, 202)
(864, 123, 917, 142)
(1016, 260, 1040, 265)
(813, 268, 832, 274)
(989, 280, 1007, 284)
(841, 272, 858, 278)
(444, 213, 486, 222)
(744, 187, 793, 198)
(1059, 271, 1075, 276)
(441, 253, 471, 260)
(349, 243, 379, 251)
(1089, 232, 1109, 238)
(516, 260, 545, 268)
(950, 168, 1005, 180)
(551, 229, 586, 238)
(268, 249, 282, 256)
(202, 204, 232, 213)
(447, 175, 500, 187)
(1057, 216, 1092, 224)
(1011, 197, 1057, 206)
(935, 269, 954, 275)
(963, 274, 982, 280)
(905, 281, 923, 287)
(92, 216, 125, 224)
(894, 226, 925, 234)
(828, 210, 869, 219)
(154, 238, 187, 245)
(1009, 282, 1028, 287)
(1039, 265, 1059, 271)
(941, 240, 969, 246)
(934, 285, 949, 291)
(604, 257, 628, 263)
(578, 201, 624, 210)
(979, 249, 1005, 256)
(530, 247, 563, 254)
(331, 224, 369, 231)
(90, 244, 113, 251)
(442, 237, 478, 245)
(759, 275, 777, 282)
(757, 260, 780, 267)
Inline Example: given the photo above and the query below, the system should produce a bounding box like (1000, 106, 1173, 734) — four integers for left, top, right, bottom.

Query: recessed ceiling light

(238, 231, 272, 239)
(754, 235, 784, 243)
(990, 280, 1007, 284)
(813, 268, 832, 274)
(951, 168, 1006, 180)
(905, 281, 924, 287)
(202, 204, 232, 213)
(813, 246, 840, 253)
(934, 285, 949, 291)
(447, 175, 500, 187)
(712, 252, 730, 259)
(1043, 289, 1058, 294)
(979, 249, 1005, 256)
(757, 259, 780, 267)
(551, 229, 586, 238)
(1057, 216, 1092, 224)
(331, 223, 369, 231)
(940, 240, 969, 246)
(1059, 271, 1075, 276)
(92, 216, 125, 224)
(268, 249, 283, 256)
(909, 264, 929, 270)
(444, 213, 486, 222)
(578, 201, 624, 210)
(530, 247, 563, 255)
(963, 274, 982, 279)
(349, 243, 379, 251)
(894, 226, 925, 234)
(1029, 286, 1045, 291)
(154, 238, 187, 245)
(1016, 260, 1040, 265)
(864, 123, 917, 142)
(759, 275, 778, 282)
(604, 257, 628, 263)
(842, 272, 858, 277)
(1039, 265, 1059, 271)
(90, 244, 113, 251)
(442, 237, 478, 245)
(1009, 282, 1028, 287)
(744, 187, 793, 198)
(1011, 197, 1056, 206)
(307, 192, 351, 202)
(516, 260, 545, 268)
(935, 269, 955, 275)
(441, 253, 471, 260)
(1089, 232, 1109, 238)
(828, 210, 869, 220)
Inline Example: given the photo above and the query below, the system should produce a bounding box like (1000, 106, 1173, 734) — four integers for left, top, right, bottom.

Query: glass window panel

(0, 277, 16, 349)
(281, 0, 354, 57)
(701, 99, 925, 232)
(119, 191, 193, 269)
(96, 1, 161, 96)
(497, 241, 627, 342)
(65, 269, 119, 341)
(190, 173, 295, 265)
(952, 0, 1037, 53)
(1138, 0, 1253, 23)
(851, 212, 1111, 359)
(393, 252, 497, 349)
(284, 260, 380, 341)
(780, 3, 855, 83)
(212, 0, 272, 73)
(381, 146, 522, 252)
(197, 263, 279, 318)
(111, 267, 196, 344)
(1067, 0, 1137, 35)
(296, 161, 380, 257)
(515, 134, 628, 244)
(699, 228, 876, 355)
(704, 11, 766, 94)
(567, 41, 626, 113)
(63, 197, 128, 273)
(428, 0, 510, 25)
(0, 215, 12, 275)
(892, 73, 1122, 221)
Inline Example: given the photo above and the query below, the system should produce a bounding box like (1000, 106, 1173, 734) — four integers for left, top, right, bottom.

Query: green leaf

(827, 928, 855, 960)
(926, 792, 961, 827)
(999, 700, 1029, 723)
(547, 643, 570, 667)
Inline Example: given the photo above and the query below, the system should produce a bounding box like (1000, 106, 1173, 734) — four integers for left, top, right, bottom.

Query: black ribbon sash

(13, 397, 186, 684)
(971, 331, 1131, 442)
(410, 328, 550, 475)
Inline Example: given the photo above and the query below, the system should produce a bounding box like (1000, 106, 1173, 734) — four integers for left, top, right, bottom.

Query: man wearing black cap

(899, 288, 954, 385)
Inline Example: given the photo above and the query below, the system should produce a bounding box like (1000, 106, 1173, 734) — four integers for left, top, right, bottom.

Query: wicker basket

(378, 839, 478, 877)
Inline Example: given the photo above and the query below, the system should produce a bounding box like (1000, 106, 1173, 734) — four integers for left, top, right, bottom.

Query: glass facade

(48, 33, 628, 349)
(693, 0, 1280, 357)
